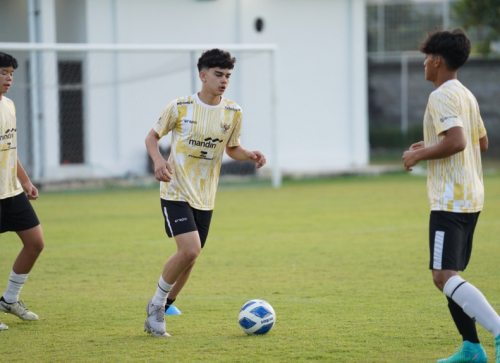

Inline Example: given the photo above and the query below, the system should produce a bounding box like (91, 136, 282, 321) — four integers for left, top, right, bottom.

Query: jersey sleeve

(429, 91, 463, 136)
(227, 112, 242, 147)
(153, 100, 178, 138)
(475, 101, 487, 139)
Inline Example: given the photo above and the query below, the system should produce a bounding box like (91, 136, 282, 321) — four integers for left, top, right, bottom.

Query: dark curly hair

(197, 49, 236, 72)
(419, 29, 471, 71)
(0, 52, 18, 69)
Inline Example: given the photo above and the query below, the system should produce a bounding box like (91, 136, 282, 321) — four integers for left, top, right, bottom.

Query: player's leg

(161, 231, 201, 287)
(145, 231, 200, 337)
(145, 200, 200, 337)
(165, 207, 212, 309)
(431, 211, 500, 362)
(12, 225, 45, 274)
(0, 194, 43, 321)
(165, 260, 195, 309)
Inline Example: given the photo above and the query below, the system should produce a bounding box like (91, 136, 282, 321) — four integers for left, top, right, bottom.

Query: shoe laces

(15, 300, 31, 315)
(149, 303, 165, 322)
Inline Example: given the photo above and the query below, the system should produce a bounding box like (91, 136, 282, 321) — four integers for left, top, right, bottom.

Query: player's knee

(432, 272, 454, 292)
(181, 248, 200, 263)
(28, 238, 44, 255)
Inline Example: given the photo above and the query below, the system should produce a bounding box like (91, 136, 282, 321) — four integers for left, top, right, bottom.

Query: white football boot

(144, 299, 170, 337)
(0, 321, 8, 330)
(0, 299, 38, 321)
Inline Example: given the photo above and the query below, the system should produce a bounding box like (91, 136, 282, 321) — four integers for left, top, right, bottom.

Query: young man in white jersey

(0, 52, 44, 331)
(144, 49, 266, 337)
(403, 30, 500, 363)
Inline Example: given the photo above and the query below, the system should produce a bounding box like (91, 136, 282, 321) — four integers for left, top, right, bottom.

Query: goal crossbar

(0, 42, 281, 188)
(0, 42, 276, 53)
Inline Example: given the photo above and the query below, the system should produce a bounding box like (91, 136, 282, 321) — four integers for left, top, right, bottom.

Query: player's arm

(402, 126, 466, 171)
(225, 145, 266, 169)
(17, 158, 38, 200)
(145, 129, 173, 182)
(480, 134, 488, 152)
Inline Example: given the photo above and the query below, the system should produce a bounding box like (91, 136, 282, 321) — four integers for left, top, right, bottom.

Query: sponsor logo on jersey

(183, 119, 197, 124)
(225, 106, 240, 112)
(188, 151, 214, 160)
(440, 116, 458, 123)
(177, 101, 193, 105)
(188, 137, 223, 149)
(0, 128, 16, 141)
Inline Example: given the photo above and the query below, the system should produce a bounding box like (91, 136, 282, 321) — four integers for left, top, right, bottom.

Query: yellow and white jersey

(153, 93, 242, 210)
(0, 96, 22, 200)
(424, 80, 487, 213)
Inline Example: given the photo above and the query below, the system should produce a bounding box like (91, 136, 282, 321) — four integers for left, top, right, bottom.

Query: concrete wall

(369, 58, 500, 146)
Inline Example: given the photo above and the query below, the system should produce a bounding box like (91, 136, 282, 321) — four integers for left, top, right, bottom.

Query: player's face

(200, 67, 231, 96)
(423, 54, 437, 82)
(0, 66, 14, 97)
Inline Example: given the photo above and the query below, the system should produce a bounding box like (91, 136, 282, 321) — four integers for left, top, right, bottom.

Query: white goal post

(0, 42, 281, 188)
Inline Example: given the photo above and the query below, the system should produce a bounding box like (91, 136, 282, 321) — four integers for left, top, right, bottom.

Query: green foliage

(454, 0, 500, 55)
(1, 174, 500, 362)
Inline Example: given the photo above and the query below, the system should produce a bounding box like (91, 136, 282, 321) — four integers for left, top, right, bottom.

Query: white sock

(444, 275, 500, 338)
(151, 276, 174, 307)
(2, 271, 29, 303)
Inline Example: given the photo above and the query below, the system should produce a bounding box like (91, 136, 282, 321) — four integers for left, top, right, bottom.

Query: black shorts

(0, 192, 40, 233)
(429, 211, 480, 271)
(160, 199, 213, 248)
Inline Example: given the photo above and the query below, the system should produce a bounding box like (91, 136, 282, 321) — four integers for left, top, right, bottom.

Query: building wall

(369, 58, 500, 148)
(1, 0, 368, 179)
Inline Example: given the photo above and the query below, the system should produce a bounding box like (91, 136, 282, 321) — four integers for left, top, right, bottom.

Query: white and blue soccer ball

(238, 299, 276, 335)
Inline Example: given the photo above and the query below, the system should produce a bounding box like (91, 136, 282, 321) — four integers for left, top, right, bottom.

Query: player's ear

(199, 70, 207, 83)
(434, 55, 443, 68)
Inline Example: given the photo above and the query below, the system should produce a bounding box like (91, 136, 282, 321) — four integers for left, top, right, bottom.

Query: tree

(454, 0, 500, 55)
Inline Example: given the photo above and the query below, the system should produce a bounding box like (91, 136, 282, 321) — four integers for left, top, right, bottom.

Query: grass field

(1, 172, 500, 362)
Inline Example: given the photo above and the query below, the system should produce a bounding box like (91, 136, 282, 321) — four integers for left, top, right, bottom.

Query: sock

(444, 275, 500, 339)
(151, 275, 174, 307)
(2, 271, 29, 304)
(165, 297, 176, 310)
(447, 297, 479, 344)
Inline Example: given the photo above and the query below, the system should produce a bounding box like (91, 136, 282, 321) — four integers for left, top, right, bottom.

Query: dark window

(58, 61, 84, 164)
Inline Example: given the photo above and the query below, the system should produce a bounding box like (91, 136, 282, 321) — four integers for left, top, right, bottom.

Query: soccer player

(403, 29, 500, 363)
(0, 52, 44, 331)
(144, 49, 266, 337)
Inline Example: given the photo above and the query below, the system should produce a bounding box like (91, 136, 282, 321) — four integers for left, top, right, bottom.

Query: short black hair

(0, 52, 18, 69)
(419, 29, 471, 71)
(197, 49, 236, 72)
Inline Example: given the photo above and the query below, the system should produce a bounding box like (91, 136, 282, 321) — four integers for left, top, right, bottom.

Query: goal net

(0, 43, 280, 189)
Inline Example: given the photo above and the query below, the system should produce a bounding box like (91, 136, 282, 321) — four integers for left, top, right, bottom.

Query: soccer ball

(238, 299, 276, 335)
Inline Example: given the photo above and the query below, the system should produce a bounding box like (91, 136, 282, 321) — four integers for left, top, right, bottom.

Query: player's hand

(23, 181, 39, 200)
(409, 141, 425, 151)
(248, 151, 266, 169)
(402, 150, 419, 172)
(153, 158, 173, 182)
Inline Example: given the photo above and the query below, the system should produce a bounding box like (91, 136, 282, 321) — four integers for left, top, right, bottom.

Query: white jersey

(0, 96, 23, 200)
(424, 79, 487, 213)
(153, 93, 242, 210)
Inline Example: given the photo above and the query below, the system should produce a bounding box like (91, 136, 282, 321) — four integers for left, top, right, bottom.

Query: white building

(0, 0, 368, 184)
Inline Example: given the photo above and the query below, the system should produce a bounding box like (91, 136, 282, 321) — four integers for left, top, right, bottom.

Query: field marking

(131, 295, 327, 303)
(210, 220, 500, 242)
(1, 221, 498, 252)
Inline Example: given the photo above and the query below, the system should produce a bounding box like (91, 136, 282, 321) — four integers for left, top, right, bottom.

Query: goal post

(0, 42, 281, 188)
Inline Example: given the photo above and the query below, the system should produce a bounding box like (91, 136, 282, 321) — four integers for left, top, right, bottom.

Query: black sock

(165, 298, 176, 310)
(447, 297, 479, 344)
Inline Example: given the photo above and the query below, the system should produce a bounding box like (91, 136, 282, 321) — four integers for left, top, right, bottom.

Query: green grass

(1, 173, 500, 362)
